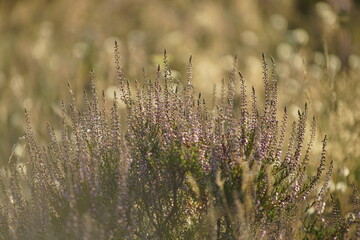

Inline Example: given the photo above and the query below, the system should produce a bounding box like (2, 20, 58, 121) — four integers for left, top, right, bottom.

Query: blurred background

(1, 0, 360, 205)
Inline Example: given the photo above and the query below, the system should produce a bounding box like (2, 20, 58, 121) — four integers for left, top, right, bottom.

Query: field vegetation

(1, 0, 360, 239)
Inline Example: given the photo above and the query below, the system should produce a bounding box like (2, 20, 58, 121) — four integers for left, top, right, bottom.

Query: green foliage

(1, 49, 360, 239)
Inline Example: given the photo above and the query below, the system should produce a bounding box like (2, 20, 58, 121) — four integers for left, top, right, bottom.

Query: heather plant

(1, 44, 360, 240)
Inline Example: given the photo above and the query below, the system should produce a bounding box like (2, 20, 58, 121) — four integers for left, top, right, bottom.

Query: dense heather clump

(1, 44, 359, 239)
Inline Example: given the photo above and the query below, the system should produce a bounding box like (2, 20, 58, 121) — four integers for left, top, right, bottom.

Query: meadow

(1, 0, 360, 239)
